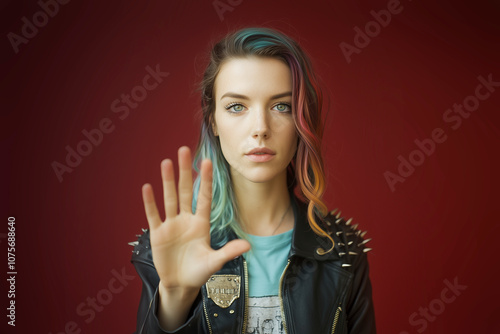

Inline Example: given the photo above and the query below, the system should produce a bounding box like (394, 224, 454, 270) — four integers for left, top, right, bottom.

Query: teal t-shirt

(243, 229, 293, 332)
(244, 228, 293, 297)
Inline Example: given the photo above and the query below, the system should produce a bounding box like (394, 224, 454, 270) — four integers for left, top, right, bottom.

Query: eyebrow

(220, 91, 292, 100)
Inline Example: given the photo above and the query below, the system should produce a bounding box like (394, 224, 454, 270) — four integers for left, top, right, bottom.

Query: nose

(251, 109, 270, 139)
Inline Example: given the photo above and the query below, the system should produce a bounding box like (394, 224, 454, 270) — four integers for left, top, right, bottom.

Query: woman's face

(213, 56, 298, 185)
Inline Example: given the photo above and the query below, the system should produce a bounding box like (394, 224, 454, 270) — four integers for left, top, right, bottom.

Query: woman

(130, 27, 376, 333)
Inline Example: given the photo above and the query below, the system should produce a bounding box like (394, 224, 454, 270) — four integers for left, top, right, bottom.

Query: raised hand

(141, 146, 251, 293)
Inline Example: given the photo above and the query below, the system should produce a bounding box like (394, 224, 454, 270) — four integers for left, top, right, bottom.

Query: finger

(207, 240, 251, 274)
(142, 183, 162, 230)
(195, 159, 213, 220)
(178, 146, 193, 213)
(161, 159, 178, 219)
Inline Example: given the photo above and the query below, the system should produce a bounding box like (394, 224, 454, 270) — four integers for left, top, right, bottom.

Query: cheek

(216, 126, 239, 161)
(217, 125, 237, 148)
(285, 127, 299, 153)
(214, 110, 237, 138)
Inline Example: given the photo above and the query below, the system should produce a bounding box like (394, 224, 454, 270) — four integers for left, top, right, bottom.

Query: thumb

(208, 239, 251, 273)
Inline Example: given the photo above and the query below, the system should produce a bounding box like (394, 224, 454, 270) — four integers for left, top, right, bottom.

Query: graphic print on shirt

(245, 296, 284, 334)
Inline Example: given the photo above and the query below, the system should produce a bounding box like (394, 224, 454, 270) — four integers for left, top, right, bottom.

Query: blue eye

(225, 103, 245, 113)
(273, 103, 292, 113)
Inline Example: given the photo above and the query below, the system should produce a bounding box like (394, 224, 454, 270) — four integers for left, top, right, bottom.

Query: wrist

(159, 281, 200, 303)
(156, 281, 200, 330)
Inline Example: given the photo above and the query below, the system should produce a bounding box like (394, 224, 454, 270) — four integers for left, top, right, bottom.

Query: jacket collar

(211, 194, 339, 261)
(289, 195, 339, 261)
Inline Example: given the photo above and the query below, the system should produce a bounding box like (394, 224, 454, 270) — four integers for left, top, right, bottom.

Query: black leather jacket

(130, 197, 376, 333)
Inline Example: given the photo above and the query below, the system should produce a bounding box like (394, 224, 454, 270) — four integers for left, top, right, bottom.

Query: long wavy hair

(192, 27, 333, 251)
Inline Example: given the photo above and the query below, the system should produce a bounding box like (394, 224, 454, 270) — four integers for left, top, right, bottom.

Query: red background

(2, 0, 500, 333)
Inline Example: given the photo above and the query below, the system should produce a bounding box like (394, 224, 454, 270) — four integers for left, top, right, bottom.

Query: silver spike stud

(128, 241, 139, 247)
(357, 238, 372, 247)
(330, 208, 338, 215)
(345, 232, 354, 236)
(363, 248, 373, 253)
(336, 231, 343, 236)
(141, 228, 148, 233)
(347, 241, 353, 246)
(335, 211, 342, 219)
(338, 242, 345, 247)
(355, 230, 361, 236)
(348, 251, 358, 255)
(135, 234, 142, 237)
(338, 252, 346, 256)
(335, 218, 342, 225)
(360, 231, 368, 238)
(352, 224, 359, 230)
(326, 221, 331, 226)
(345, 217, 353, 225)
(342, 263, 352, 267)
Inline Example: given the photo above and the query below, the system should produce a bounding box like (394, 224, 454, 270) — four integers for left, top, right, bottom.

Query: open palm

(141, 146, 250, 290)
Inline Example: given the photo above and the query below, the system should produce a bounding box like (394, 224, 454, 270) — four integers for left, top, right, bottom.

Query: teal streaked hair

(192, 125, 243, 244)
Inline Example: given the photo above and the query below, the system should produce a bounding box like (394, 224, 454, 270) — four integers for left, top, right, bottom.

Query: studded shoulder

(323, 208, 373, 269)
(128, 228, 154, 263)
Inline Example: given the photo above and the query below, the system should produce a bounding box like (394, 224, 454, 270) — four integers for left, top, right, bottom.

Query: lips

(246, 147, 275, 155)
(245, 147, 276, 162)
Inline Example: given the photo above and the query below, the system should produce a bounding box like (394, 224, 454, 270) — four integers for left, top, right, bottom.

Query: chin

(243, 169, 286, 184)
(247, 176, 275, 184)
(230, 163, 288, 185)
